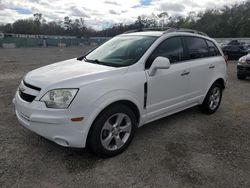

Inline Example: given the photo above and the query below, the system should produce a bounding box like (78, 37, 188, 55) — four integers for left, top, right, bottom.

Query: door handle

(209, 65, 215, 69)
(181, 71, 190, 76)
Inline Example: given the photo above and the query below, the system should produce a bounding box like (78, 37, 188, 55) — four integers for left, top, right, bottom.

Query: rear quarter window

(206, 40, 221, 56)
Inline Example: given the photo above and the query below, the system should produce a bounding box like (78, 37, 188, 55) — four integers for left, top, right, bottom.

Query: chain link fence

(1, 35, 249, 48)
(0, 36, 111, 48)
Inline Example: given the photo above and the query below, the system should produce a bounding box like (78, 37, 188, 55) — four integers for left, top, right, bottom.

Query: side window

(230, 46, 239, 51)
(239, 46, 245, 51)
(146, 37, 184, 69)
(207, 40, 220, 56)
(185, 37, 209, 59)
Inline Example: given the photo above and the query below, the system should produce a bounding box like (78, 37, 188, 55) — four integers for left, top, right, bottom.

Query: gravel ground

(0, 47, 250, 188)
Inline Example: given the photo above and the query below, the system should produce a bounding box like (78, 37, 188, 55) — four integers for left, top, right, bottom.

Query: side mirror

(148, 56, 170, 76)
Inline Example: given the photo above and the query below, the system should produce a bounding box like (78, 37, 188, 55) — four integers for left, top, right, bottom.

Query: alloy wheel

(100, 113, 132, 151)
(208, 86, 221, 110)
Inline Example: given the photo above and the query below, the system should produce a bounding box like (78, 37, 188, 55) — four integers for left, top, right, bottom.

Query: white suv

(13, 29, 227, 157)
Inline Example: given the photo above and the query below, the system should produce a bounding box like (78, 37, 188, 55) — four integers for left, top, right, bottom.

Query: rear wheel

(88, 104, 136, 157)
(200, 83, 223, 114)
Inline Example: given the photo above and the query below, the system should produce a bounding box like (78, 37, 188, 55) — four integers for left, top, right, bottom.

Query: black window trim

(182, 36, 223, 60)
(145, 36, 186, 69)
(145, 35, 223, 70)
(205, 39, 222, 57)
(183, 36, 211, 60)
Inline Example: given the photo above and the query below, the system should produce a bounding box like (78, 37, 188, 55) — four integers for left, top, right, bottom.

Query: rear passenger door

(183, 37, 218, 103)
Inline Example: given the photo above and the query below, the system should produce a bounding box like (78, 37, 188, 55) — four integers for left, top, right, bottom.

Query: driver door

(145, 37, 192, 121)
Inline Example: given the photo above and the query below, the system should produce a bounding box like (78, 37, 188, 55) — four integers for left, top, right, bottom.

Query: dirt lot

(0, 47, 250, 188)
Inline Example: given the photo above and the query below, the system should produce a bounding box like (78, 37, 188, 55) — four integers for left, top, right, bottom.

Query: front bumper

(237, 64, 250, 76)
(13, 91, 87, 148)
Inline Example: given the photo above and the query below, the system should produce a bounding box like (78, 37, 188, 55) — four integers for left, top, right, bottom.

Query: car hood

(246, 53, 250, 60)
(240, 53, 250, 61)
(24, 58, 126, 89)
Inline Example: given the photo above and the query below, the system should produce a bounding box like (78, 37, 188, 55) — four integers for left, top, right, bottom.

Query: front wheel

(200, 83, 223, 114)
(88, 104, 136, 157)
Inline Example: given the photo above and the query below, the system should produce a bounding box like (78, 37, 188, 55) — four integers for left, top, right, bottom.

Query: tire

(88, 104, 137, 158)
(200, 83, 223, 114)
(237, 74, 246, 80)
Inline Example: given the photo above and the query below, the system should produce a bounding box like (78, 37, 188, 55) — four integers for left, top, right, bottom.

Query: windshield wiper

(84, 58, 99, 64)
(77, 56, 120, 67)
(92, 59, 119, 67)
(85, 58, 119, 67)
(77, 46, 100, 61)
(77, 55, 95, 63)
(77, 55, 85, 61)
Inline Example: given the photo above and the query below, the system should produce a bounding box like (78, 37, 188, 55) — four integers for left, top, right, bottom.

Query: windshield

(85, 35, 157, 67)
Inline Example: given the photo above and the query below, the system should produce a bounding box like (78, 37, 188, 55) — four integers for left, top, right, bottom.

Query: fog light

(54, 137, 69, 146)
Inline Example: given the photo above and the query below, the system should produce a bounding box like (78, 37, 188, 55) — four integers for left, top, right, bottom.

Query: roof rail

(164, 28, 208, 36)
(123, 27, 208, 37)
(123, 27, 172, 34)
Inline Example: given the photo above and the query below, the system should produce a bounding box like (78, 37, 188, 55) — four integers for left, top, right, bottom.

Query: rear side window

(206, 40, 220, 56)
(184, 37, 209, 59)
(239, 46, 246, 50)
(146, 37, 185, 68)
(223, 46, 230, 50)
(230, 46, 239, 51)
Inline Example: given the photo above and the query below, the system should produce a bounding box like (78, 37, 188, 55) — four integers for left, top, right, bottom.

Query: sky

(0, 0, 246, 30)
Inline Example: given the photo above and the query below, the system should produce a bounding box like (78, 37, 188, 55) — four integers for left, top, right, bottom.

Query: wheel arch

(213, 78, 226, 89)
(91, 90, 142, 125)
(85, 99, 141, 148)
(207, 77, 226, 93)
(108, 100, 141, 124)
(202, 77, 226, 104)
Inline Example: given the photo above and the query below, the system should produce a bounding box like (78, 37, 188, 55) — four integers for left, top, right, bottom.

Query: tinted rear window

(184, 37, 209, 59)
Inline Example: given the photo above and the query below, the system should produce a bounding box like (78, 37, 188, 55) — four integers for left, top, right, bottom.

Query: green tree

(64, 16, 72, 33)
(12, 19, 34, 34)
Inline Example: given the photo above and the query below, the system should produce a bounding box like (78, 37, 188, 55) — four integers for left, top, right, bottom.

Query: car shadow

(240, 77, 250, 81)
(33, 106, 201, 166)
(136, 106, 201, 133)
(36, 137, 102, 173)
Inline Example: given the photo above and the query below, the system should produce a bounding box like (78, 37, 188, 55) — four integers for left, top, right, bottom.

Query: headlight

(239, 56, 247, 64)
(40, 89, 78, 109)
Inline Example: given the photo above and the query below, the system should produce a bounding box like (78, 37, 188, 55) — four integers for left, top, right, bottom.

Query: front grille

(238, 66, 244, 70)
(19, 91, 36, 103)
(247, 67, 250, 71)
(23, 80, 41, 91)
